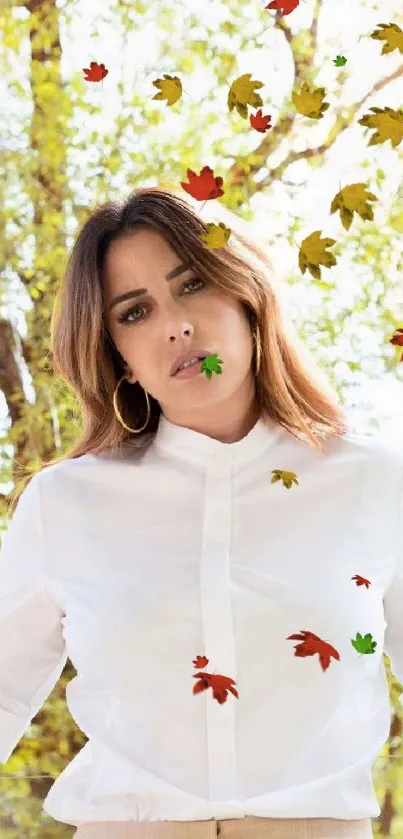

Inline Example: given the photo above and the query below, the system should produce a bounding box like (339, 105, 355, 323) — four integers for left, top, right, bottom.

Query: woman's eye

(117, 277, 205, 324)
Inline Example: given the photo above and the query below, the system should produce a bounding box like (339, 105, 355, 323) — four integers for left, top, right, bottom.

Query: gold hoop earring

(254, 323, 261, 375)
(112, 373, 151, 434)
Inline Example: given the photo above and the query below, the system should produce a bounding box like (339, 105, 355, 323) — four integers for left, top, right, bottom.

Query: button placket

(200, 456, 237, 801)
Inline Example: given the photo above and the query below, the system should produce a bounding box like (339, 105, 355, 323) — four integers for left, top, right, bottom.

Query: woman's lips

(173, 359, 204, 380)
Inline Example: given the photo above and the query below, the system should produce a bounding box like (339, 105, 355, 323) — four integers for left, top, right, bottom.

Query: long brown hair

(8, 186, 349, 509)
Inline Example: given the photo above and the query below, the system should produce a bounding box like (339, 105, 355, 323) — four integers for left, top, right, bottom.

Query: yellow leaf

(151, 75, 182, 106)
(358, 106, 403, 148)
(291, 82, 330, 120)
(199, 223, 232, 249)
(298, 231, 337, 279)
(370, 22, 403, 55)
(227, 73, 264, 120)
(271, 469, 299, 489)
(330, 183, 377, 230)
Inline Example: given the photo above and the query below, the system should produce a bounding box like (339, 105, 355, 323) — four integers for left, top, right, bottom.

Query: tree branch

(227, 0, 324, 189)
(254, 61, 403, 192)
(308, 0, 323, 54)
(274, 0, 323, 81)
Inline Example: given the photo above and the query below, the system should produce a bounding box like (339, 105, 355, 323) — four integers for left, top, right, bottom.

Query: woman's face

(102, 227, 260, 442)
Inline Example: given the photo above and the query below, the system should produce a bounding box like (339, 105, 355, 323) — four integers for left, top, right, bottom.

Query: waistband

(73, 815, 373, 839)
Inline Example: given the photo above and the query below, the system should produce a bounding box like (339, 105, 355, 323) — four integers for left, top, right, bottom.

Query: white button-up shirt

(0, 414, 403, 829)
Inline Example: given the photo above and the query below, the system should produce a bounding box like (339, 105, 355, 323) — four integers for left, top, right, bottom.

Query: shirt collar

(151, 412, 283, 469)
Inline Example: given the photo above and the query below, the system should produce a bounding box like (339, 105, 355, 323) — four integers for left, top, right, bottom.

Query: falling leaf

(330, 183, 378, 230)
(193, 671, 239, 704)
(351, 575, 371, 589)
(265, 0, 300, 15)
(370, 22, 403, 56)
(227, 73, 264, 119)
(333, 55, 347, 66)
(271, 469, 299, 489)
(287, 630, 340, 672)
(181, 166, 224, 201)
(358, 107, 403, 148)
(250, 109, 273, 133)
(152, 74, 182, 106)
(199, 222, 232, 249)
(292, 82, 330, 120)
(83, 62, 108, 82)
(200, 353, 224, 379)
(351, 632, 377, 655)
(298, 231, 337, 279)
(390, 327, 403, 346)
(390, 327, 403, 361)
(193, 655, 209, 668)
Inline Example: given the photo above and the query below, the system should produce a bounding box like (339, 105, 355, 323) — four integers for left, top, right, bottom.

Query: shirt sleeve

(0, 472, 67, 765)
(383, 461, 403, 693)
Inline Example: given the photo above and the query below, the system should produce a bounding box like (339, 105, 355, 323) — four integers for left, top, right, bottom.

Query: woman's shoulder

(323, 425, 403, 478)
(34, 443, 145, 489)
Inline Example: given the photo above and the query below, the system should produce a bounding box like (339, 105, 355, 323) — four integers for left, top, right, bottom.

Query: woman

(1, 187, 402, 839)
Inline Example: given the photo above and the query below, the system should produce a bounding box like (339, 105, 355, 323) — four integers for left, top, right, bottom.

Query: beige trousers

(73, 815, 373, 839)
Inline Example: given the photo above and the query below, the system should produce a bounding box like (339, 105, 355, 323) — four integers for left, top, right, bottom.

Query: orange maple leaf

(351, 574, 371, 589)
(83, 62, 108, 82)
(193, 671, 239, 704)
(250, 109, 273, 133)
(193, 655, 209, 668)
(265, 0, 300, 15)
(181, 166, 224, 201)
(287, 630, 340, 672)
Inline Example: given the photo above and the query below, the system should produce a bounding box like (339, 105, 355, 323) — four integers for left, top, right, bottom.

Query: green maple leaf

(333, 55, 347, 66)
(351, 632, 377, 655)
(200, 353, 224, 379)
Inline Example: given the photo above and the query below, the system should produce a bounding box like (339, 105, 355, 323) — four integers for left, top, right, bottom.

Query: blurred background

(0, 0, 403, 835)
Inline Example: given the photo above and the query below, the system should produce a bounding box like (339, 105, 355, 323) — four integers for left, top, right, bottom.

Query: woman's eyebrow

(107, 262, 191, 312)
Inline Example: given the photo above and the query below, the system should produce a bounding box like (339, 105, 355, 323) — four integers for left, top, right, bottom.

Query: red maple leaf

(351, 574, 371, 589)
(287, 630, 340, 672)
(181, 166, 224, 201)
(250, 109, 273, 133)
(193, 671, 239, 704)
(83, 62, 108, 82)
(265, 0, 300, 14)
(193, 655, 209, 669)
(390, 328, 403, 348)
